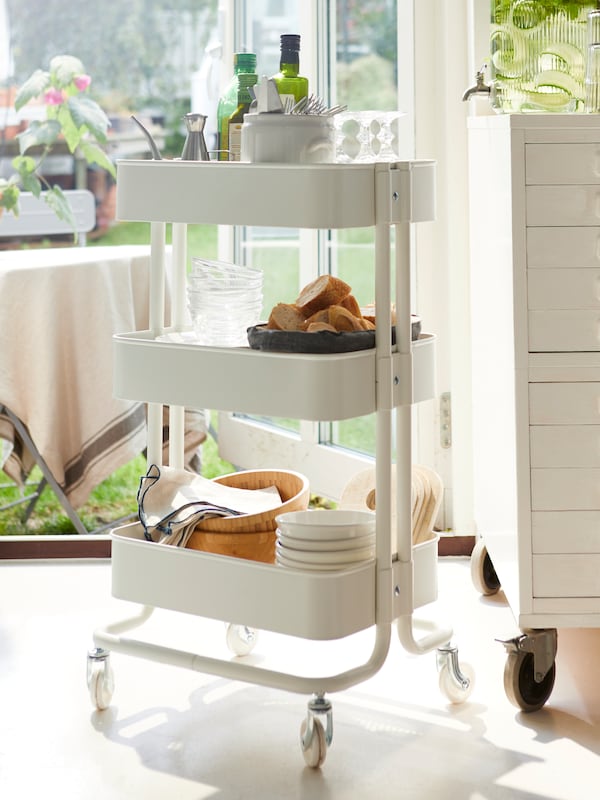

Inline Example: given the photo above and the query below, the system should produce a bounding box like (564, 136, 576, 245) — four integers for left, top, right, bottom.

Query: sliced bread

(267, 303, 306, 331)
(295, 275, 351, 317)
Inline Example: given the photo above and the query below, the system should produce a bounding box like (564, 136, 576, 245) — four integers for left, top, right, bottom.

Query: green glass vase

(490, 0, 597, 112)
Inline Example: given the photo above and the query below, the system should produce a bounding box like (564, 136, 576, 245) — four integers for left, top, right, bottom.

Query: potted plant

(0, 54, 116, 229)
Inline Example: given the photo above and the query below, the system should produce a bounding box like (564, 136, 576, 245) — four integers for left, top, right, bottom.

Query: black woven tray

(247, 315, 421, 354)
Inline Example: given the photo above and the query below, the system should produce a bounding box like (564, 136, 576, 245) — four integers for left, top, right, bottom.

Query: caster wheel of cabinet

(300, 717, 327, 768)
(470, 538, 501, 596)
(438, 660, 475, 704)
(87, 653, 114, 710)
(226, 624, 258, 657)
(504, 651, 556, 713)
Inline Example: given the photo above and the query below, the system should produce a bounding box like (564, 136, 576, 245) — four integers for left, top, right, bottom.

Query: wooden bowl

(186, 529, 278, 563)
(185, 469, 310, 563)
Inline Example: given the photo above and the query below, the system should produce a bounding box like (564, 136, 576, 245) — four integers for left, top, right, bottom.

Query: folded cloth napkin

(137, 464, 281, 547)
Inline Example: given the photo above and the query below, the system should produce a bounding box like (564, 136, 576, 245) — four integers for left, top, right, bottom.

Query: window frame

(218, 0, 416, 504)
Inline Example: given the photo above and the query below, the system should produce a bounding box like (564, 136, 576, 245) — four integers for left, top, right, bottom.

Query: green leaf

(21, 174, 42, 196)
(79, 140, 116, 179)
(14, 69, 50, 111)
(67, 95, 111, 142)
(57, 104, 82, 152)
(11, 154, 37, 176)
(17, 119, 61, 153)
(0, 182, 21, 215)
(44, 186, 77, 231)
(49, 55, 84, 87)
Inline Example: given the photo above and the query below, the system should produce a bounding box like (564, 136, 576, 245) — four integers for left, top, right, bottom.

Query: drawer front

(526, 185, 600, 226)
(527, 227, 600, 268)
(530, 425, 600, 468)
(533, 554, 600, 597)
(529, 382, 600, 424)
(531, 468, 600, 511)
(528, 268, 600, 309)
(528, 310, 600, 351)
(532, 510, 600, 553)
(526, 143, 600, 185)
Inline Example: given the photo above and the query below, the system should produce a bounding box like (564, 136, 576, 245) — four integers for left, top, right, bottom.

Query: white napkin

(138, 464, 281, 547)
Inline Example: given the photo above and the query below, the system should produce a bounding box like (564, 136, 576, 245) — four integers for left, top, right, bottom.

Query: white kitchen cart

(88, 158, 474, 767)
(468, 114, 600, 712)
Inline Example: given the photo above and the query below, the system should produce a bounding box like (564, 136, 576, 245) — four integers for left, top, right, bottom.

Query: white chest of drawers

(468, 115, 600, 630)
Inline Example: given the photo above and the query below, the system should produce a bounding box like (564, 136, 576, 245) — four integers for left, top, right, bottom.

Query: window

(218, 1, 476, 534)
(0, 0, 478, 544)
(0, 0, 222, 545)
(218, 0, 414, 502)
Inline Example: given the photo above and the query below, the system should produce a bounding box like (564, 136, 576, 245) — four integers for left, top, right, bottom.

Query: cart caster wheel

(438, 660, 475, 704)
(470, 538, 501, 596)
(226, 624, 258, 657)
(504, 651, 556, 713)
(437, 646, 475, 704)
(300, 717, 327, 769)
(87, 648, 114, 710)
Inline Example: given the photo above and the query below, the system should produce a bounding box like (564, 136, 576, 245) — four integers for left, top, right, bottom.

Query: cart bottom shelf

(111, 523, 439, 641)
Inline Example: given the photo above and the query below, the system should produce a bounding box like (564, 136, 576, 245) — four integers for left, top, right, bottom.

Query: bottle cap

(280, 34, 301, 53)
(234, 52, 257, 70)
(238, 74, 258, 87)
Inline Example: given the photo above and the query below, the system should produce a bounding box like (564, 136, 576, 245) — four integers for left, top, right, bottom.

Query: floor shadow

(90, 678, 555, 800)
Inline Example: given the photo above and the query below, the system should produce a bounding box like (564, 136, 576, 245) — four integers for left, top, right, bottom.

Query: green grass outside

(0, 419, 233, 535)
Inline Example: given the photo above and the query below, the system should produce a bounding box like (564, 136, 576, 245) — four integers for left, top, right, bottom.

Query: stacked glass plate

(188, 258, 263, 347)
(275, 509, 376, 571)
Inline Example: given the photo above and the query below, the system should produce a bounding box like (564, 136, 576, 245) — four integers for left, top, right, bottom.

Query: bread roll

(358, 317, 376, 330)
(295, 275, 351, 317)
(306, 321, 337, 333)
(304, 308, 331, 328)
(328, 304, 364, 332)
(340, 294, 362, 317)
(267, 303, 306, 331)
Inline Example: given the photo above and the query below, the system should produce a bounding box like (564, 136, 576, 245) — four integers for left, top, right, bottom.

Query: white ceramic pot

(241, 113, 335, 164)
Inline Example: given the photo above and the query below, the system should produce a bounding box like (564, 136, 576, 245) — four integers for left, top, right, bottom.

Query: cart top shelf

(116, 159, 436, 229)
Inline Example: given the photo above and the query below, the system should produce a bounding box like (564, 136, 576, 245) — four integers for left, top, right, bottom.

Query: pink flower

(43, 88, 65, 105)
(74, 74, 91, 92)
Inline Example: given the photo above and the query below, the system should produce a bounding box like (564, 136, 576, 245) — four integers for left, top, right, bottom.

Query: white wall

(412, 0, 477, 534)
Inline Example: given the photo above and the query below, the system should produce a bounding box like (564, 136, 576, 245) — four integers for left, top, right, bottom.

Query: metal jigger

(181, 113, 209, 161)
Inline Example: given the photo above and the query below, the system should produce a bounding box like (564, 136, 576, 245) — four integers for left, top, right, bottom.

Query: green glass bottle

(221, 74, 258, 161)
(217, 52, 258, 161)
(271, 34, 308, 107)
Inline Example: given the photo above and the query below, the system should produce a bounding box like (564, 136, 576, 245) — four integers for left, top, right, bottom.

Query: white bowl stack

(275, 509, 376, 571)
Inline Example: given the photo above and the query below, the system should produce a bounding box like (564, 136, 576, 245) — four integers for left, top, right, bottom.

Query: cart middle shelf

(114, 331, 436, 419)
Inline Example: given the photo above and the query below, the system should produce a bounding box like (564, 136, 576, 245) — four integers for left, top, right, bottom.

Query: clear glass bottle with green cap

(271, 34, 308, 106)
(217, 52, 258, 160)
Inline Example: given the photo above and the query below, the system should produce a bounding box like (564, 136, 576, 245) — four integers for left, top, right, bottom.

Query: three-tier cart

(87, 158, 474, 767)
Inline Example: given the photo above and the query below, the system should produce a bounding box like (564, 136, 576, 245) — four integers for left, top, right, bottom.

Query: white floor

(1, 556, 599, 800)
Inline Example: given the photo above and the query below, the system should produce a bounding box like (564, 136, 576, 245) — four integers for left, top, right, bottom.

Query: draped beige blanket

(0, 245, 153, 509)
